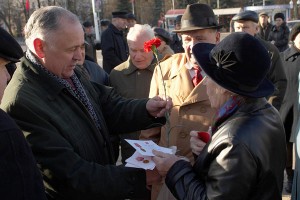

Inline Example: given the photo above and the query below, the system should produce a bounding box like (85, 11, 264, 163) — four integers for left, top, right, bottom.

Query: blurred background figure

(101, 11, 129, 74)
(78, 44, 109, 86)
(153, 27, 174, 57)
(257, 12, 272, 41)
(126, 13, 137, 29)
(268, 12, 290, 52)
(294, 23, 300, 200)
(170, 15, 184, 53)
(232, 10, 286, 112)
(124, 13, 137, 39)
(83, 20, 100, 62)
(100, 19, 110, 33)
(280, 23, 300, 195)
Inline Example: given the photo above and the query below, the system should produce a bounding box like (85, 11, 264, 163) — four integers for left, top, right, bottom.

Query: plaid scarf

(211, 95, 245, 133)
(25, 51, 101, 130)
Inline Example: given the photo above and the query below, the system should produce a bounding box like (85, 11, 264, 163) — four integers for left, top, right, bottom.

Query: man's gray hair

(24, 6, 79, 50)
(127, 24, 154, 42)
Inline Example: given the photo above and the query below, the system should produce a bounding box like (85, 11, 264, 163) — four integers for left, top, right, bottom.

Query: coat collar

(166, 54, 210, 105)
(123, 55, 161, 75)
(215, 97, 271, 132)
(109, 24, 123, 35)
(21, 56, 86, 100)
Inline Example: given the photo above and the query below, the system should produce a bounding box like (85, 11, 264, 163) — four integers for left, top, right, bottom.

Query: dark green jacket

(1, 57, 165, 200)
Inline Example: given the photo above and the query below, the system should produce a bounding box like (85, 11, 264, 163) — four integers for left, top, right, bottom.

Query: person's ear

(255, 23, 259, 33)
(33, 38, 46, 58)
(216, 31, 221, 43)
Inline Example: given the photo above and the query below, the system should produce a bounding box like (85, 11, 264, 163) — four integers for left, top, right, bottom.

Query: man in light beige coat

(140, 3, 221, 200)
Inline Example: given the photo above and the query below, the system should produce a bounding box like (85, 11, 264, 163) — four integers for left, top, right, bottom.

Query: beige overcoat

(140, 53, 215, 162)
(140, 53, 215, 200)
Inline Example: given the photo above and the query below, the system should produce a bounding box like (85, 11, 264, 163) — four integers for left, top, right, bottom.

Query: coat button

(180, 132, 187, 138)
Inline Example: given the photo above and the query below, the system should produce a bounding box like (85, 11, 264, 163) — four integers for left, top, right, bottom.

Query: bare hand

(190, 131, 207, 156)
(152, 150, 180, 177)
(146, 96, 172, 118)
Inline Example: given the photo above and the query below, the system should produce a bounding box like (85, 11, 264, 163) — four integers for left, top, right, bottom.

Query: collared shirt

(185, 61, 206, 79)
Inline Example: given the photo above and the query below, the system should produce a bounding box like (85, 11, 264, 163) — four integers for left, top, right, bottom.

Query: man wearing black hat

(257, 12, 273, 41)
(101, 11, 129, 74)
(140, 3, 220, 199)
(268, 12, 290, 52)
(280, 23, 300, 195)
(0, 27, 46, 199)
(232, 10, 286, 111)
(170, 15, 184, 53)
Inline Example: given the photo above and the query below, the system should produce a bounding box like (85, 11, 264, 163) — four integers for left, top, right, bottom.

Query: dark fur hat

(274, 13, 284, 21)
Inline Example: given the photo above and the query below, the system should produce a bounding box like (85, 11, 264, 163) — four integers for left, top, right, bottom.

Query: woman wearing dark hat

(153, 27, 174, 57)
(152, 32, 286, 200)
(280, 23, 300, 197)
(268, 12, 290, 52)
(0, 27, 46, 199)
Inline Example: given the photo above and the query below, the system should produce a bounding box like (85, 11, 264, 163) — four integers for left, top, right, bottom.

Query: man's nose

(74, 48, 84, 61)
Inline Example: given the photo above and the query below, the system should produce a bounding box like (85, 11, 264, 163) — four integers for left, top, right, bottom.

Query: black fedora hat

(174, 3, 222, 33)
(192, 32, 274, 98)
(153, 27, 172, 44)
(112, 11, 128, 19)
(0, 27, 23, 63)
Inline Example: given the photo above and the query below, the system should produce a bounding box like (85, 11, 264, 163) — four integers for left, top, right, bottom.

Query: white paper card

(125, 139, 173, 156)
(125, 151, 155, 170)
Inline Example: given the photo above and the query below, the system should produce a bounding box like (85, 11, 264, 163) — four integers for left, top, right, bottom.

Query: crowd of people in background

(1, 2, 300, 200)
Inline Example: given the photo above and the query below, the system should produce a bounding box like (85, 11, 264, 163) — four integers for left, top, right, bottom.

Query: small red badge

(197, 131, 210, 143)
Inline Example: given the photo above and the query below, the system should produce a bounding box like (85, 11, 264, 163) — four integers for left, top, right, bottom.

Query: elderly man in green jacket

(1, 6, 172, 200)
(110, 24, 165, 165)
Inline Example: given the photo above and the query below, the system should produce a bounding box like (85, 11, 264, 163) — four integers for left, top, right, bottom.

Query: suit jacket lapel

(182, 77, 209, 106)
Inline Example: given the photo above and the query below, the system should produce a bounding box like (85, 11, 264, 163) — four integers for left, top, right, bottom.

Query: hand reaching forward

(146, 96, 172, 118)
(152, 150, 180, 177)
(190, 131, 207, 156)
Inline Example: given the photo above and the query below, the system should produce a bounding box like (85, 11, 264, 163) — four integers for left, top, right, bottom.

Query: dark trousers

(284, 108, 294, 179)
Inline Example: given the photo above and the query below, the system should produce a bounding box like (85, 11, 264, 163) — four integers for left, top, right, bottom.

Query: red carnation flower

(144, 37, 171, 146)
(197, 131, 211, 143)
(144, 38, 161, 52)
